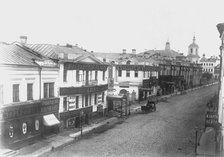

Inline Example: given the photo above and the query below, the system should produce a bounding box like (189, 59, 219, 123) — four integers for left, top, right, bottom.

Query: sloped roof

(25, 44, 91, 59)
(200, 57, 217, 62)
(187, 53, 200, 58)
(139, 49, 180, 58)
(0, 43, 42, 66)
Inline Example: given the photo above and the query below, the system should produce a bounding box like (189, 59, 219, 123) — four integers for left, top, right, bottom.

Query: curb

(24, 117, 119, 157)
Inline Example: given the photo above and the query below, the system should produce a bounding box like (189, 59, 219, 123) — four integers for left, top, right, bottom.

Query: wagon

(141, 101, 156, 113)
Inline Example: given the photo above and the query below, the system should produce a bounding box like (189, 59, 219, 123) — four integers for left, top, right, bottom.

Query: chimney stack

(132, 49, 136, 54)
(20, 36, 27, 45)
(122, 49, 126, 54)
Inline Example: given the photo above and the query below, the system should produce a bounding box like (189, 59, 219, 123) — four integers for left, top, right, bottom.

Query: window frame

(27, 83, 33, 100)
(13, 84, 20, 102)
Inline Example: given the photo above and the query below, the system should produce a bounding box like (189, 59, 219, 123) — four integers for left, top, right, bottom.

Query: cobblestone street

(46, 85, 218, 157)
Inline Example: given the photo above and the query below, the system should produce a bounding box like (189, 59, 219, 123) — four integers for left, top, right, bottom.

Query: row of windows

(202, 63, 214, 66)
(203, 68, 213, 72)
(63, 92, 105, 111)
(118, 70, 154, 78)
(63, 70, 105, 82)
(0, 82, 54, 104)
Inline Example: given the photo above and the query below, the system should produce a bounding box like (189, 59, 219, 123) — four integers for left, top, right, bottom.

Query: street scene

(1, 1, 224, 157)
(46, 84, 218, 157)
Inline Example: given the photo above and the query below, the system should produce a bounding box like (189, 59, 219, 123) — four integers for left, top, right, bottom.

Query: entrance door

(108, 100, 113, 111)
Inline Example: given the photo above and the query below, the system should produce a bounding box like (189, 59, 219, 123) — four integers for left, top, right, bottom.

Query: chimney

(122, 49, 126, 54)
(20, 36, 27, 45)
(132, 49, 136, 54)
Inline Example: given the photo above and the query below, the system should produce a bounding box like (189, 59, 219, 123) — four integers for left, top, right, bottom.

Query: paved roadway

(47, 85, 218, 157)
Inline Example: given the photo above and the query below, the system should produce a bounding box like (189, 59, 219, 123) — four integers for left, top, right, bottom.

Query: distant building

(200, 54, 220, 78)
(187, 36, 200, 63)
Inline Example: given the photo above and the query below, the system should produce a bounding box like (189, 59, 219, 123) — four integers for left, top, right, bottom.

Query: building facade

(0, 43, 60, 147)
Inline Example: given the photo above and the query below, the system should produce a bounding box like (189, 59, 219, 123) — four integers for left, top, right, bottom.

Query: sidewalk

(197, 127, 216, 157)
(16, 117, 119, 157)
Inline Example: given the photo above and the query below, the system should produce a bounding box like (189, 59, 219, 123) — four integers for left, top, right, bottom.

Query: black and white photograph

(0, 0, 224, 156)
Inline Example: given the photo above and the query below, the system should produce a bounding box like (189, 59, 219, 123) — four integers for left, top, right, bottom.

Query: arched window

(126, 60, 131, 65)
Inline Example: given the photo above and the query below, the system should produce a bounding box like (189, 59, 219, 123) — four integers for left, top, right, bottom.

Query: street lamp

(80, 110, 84, 137)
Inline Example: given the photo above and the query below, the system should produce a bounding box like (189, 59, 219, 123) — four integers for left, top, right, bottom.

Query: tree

(202, 72, 213, 81)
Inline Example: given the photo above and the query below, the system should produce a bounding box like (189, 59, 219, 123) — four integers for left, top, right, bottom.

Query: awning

(43, 114, 60, 126)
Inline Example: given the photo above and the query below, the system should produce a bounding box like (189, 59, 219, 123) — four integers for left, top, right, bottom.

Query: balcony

(82, 80, 98, 86)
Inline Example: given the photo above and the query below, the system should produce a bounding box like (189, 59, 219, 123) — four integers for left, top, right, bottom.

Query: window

(76, 96, 79, 109)
(134, 71, 138, 77)
(82, 96, 84, 107)
(0, 85, 3, 104)
(89, 94, 92, 105)
(148, 71, 150, 77)
(103, 71, 105, 80)
(63, 69, 67, 82)
(118, 70, 122, 77)
(126, 70, 130, 77)
(76, 70, 80, 82)
(95, 71, 98, 80)
(190, 48, 193, 54)
(63, 97, 68, 111)
(143, 71, 146, 78)
(27, 83, 33, 100)
(94, 93, 97, 105)
(13, 84, 19, 102)
(89, 71, 92, 80)
(85, 95, 88, 106)
(102, 92, 104, 103)
(44, 83, 54, 98)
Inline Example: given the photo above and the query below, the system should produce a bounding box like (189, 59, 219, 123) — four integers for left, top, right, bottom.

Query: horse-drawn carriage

(141, 95, 157, 113)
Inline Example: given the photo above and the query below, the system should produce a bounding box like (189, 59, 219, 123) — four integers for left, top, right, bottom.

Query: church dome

(188, 36, 199, 48)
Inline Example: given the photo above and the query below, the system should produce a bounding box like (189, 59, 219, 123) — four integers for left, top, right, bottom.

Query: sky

(0, 0, 223, 57)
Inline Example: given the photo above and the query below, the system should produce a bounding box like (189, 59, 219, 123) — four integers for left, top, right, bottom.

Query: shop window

(27, 83, 33, 100)
(134, 71, 138, 77)
(0, 85, 3, 104)
(63, 97, 68, 111)
(35, 120, 39, 131)
(13, 84, 19, 102)
(44, 83, 54, 98)
(76, 96, 79, 109)
(126, 70, 130, 77)
(118, 70, 122, 77)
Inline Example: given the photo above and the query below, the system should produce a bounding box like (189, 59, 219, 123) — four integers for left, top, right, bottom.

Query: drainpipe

(38, 66, 42, 100)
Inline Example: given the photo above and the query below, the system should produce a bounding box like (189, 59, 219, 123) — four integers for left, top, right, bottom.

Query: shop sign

(115, 64, 160, 71)
(35, 120, 39, 131)
(67, 117, 76, 128)
(64, 62, 108, 71)
(205, 111, 218, 128)
(60, 84, 108, 96)
(42, 98, 59, 106)
(22, 123, 27, 134)
(35, 60, 57, 67)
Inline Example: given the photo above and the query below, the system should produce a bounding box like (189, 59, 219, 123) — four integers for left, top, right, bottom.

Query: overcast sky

(0, 0, 223, 57)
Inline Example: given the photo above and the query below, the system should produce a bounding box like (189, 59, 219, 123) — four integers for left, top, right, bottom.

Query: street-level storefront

(0, 98, 60, 148)
(107, 95, 128, 116)
(60, 84, 108, 129)
(59, 106, 92, 129)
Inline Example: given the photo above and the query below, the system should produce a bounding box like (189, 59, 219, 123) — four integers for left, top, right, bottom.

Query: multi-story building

(200, 54, 220, 78)
(25, 43, 109, 129)
(0, 42, 60, 147)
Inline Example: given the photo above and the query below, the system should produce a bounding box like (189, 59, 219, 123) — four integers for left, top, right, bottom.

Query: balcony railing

(82, 80, 98, 86)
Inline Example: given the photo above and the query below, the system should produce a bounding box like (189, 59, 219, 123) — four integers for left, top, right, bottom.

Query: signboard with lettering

(60, 84, 108, 96)
(115, 64, 160, 72)
(64, 62, 108, 71)
(205, 111, 218, 128)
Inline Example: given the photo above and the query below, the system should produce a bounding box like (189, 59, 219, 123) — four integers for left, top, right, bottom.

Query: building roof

(0, 43, 42, 66)
(200, 57, 217, 62)
(187, 53, 200, 58)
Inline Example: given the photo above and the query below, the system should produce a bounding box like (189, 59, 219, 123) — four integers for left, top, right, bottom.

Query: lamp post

(80, 110, 84, 137)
